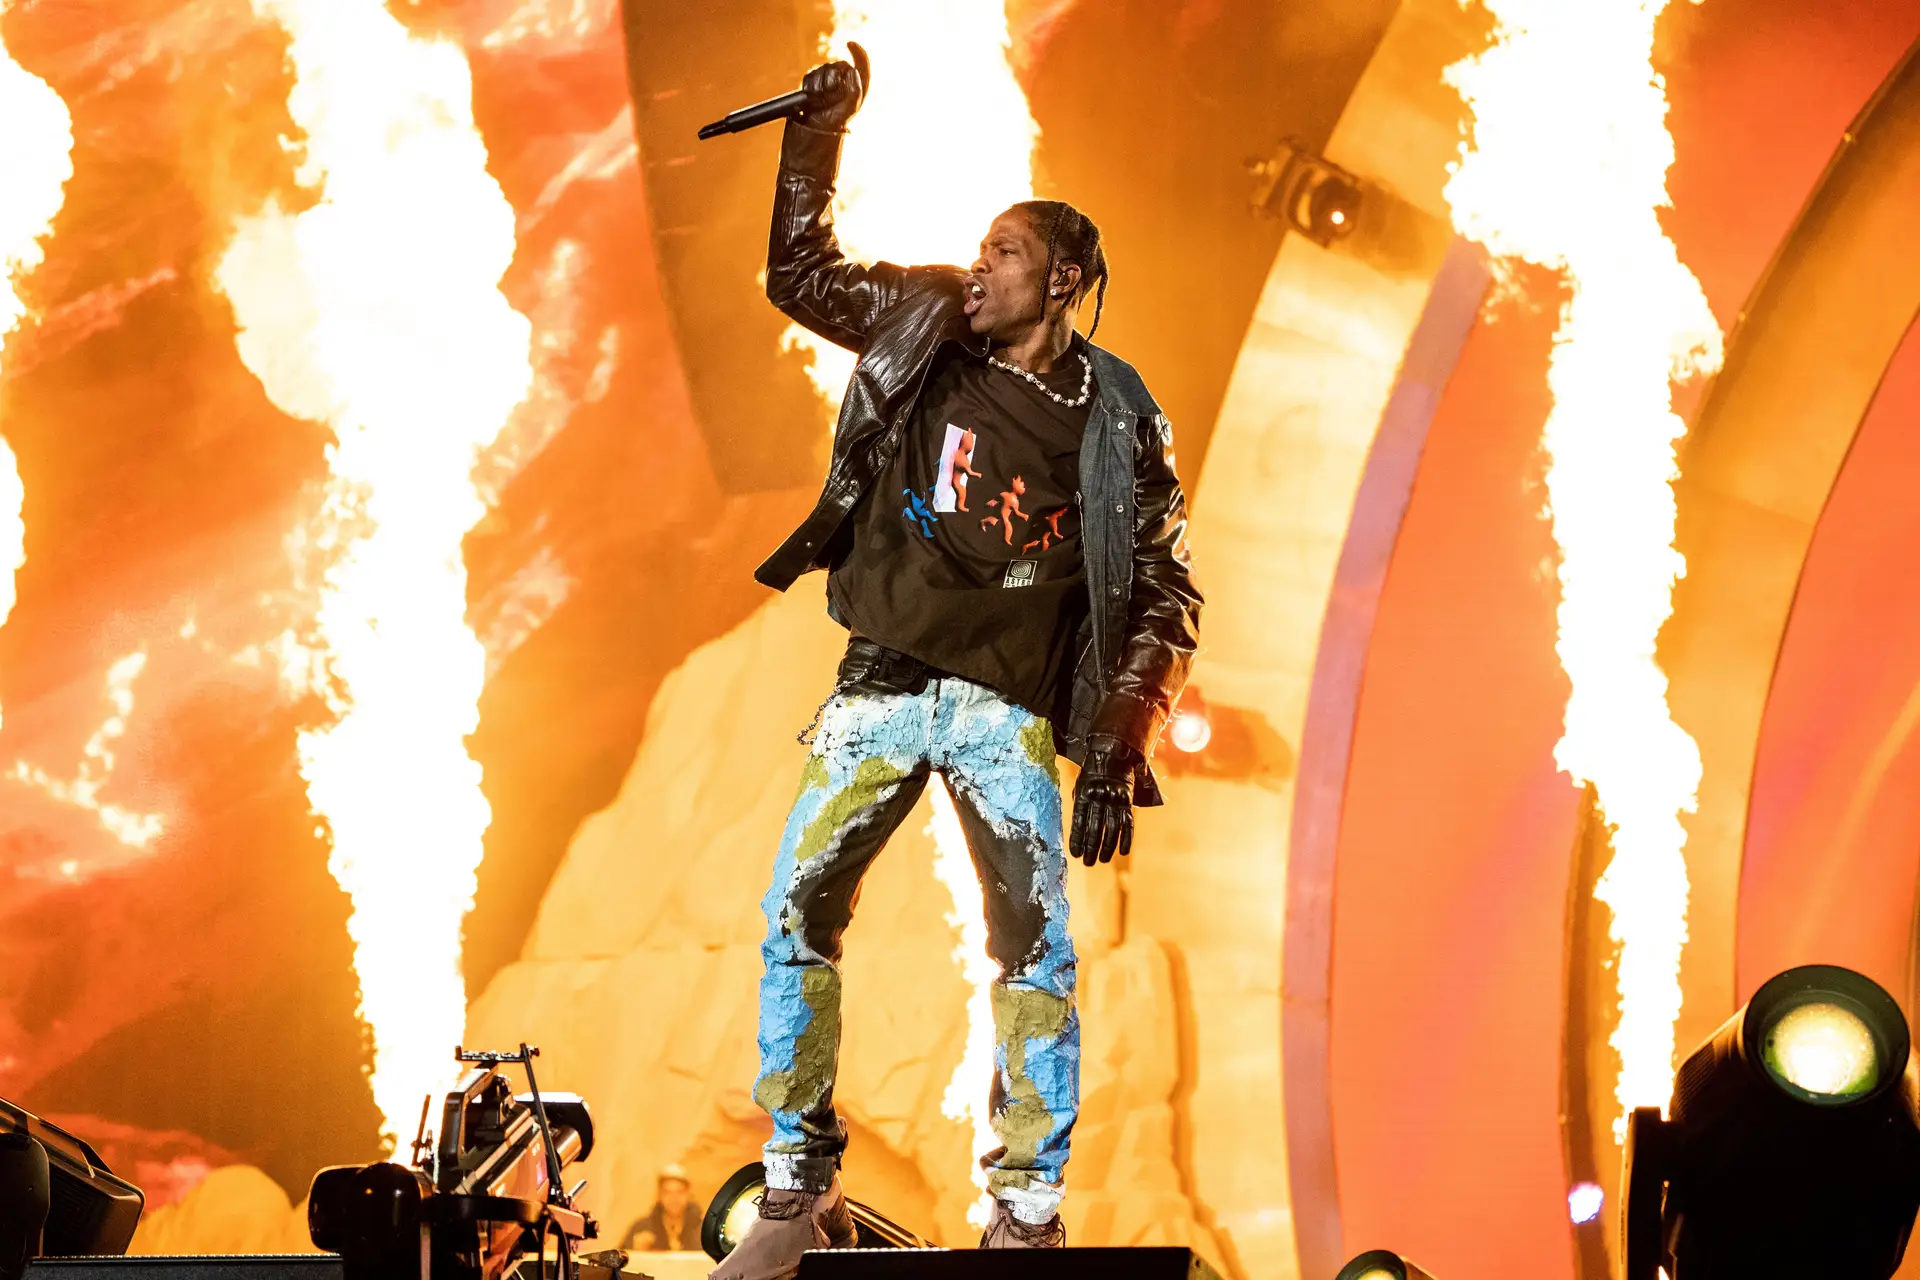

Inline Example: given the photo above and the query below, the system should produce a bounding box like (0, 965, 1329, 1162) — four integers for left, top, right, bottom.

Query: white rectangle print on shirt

(933, 423, 981, 513)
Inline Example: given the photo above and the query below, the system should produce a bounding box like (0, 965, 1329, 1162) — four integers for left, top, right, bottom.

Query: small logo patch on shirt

(1003, 559, 1038, 589)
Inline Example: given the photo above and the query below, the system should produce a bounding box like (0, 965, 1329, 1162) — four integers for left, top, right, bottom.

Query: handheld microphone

(697, 89, 813, 140)
(696, 43, 869, 142)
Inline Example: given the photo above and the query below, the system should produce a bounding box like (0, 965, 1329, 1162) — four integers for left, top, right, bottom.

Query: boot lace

(756, 1189, 814, 1222)
(1006, 1213, 1066, 1247)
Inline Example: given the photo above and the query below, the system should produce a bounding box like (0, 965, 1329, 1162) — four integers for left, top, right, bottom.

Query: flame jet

(1443, 0, 1724, 1139)
(15, 649, 165, 851)
(217, 0, 533, 1147)
(0, 8, 75, 731)
(927, 779, 1000, 1226)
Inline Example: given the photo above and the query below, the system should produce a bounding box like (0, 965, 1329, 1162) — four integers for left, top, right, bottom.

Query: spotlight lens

(719, 1181, 764, 1254)
(1764, 1001, 1879, 1099)
(1567, 1180, 1603, 1224)
(1170, 711, 1212, 753)
(1354, 1272, 1397, 1280)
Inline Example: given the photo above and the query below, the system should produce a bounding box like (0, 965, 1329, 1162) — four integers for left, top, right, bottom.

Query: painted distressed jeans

(754, 673, 1078, 1225)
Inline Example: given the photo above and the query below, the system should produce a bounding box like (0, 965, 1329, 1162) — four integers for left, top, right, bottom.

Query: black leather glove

(1070, 736, 1140, 867)
(800, 42, 870, 131)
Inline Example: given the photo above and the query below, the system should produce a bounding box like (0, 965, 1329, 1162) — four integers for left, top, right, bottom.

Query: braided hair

(1010, 199, 1111, 341)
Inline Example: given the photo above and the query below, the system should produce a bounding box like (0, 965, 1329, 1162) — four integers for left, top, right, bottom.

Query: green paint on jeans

(1019, 718, 1059, 781)
(796, 753, 830, 798)
(991, 983, 1073, 1165)
(753, 966, 842, 1115)
(795, 756, 904, 862)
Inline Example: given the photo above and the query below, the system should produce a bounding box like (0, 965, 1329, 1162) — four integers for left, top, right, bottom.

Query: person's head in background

(657, 1164, 691, 1219)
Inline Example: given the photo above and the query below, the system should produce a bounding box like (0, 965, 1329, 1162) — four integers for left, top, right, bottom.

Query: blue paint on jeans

(751, 677, 1078, 1211)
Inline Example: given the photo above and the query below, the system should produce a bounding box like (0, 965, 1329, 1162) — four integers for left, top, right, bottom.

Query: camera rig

(309, 1044, 601, 1280)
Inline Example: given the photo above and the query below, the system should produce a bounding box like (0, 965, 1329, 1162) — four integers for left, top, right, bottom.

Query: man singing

(715, 51, 1201, 1279)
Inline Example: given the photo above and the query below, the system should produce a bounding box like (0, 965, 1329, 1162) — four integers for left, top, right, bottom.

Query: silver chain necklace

(986, 351, 1093, 409)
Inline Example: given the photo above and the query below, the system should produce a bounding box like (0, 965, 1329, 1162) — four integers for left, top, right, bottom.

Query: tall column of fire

(217, 0, 533, 1146)
(0, 7, 74, 730)
(791, 2, 1040, 1223)
(1443, 0, 1723, 1138)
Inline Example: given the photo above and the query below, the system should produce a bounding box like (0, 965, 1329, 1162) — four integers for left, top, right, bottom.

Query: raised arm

(767, 57, 908, 351)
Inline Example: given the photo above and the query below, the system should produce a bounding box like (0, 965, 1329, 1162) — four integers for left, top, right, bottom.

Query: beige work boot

(708, 1177, 856, 1280)
(978, 1198, 1066, 1248)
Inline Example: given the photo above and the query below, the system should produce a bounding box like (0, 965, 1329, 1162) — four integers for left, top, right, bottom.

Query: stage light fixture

(1248, 139, 1364, 248)
(0, 1101, 141, 1261)
(1169, 709, 1212, 754)
(0, 1132, 48, 1280)
(703, 1164, 767, 1261)
(1567, 1180, 1603, 1225)
(1622, 964, 1920, 1280)
(1764, 999, 1878, 1098)
(700, 1162, 928, 1263)
(1335, 1248, 1438, 1280)
(1167, 688, 1214, 755)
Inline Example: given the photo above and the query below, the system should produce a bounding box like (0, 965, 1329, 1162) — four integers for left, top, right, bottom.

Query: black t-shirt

(828, 341, 1094, 721)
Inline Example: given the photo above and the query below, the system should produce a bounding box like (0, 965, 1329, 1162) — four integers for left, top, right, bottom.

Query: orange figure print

(934, 423, 981, 513)
(982, 475, 1030, 546)
(949, 429, 981, 512)
(1022, 505, 1069, 554)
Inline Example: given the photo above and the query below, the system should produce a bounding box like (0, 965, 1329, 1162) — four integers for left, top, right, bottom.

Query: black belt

(834, 637, 944, 697)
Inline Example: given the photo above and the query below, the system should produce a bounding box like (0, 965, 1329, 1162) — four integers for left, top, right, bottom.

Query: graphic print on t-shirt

(902, 487, 939, 538)
(1023, 506, 1069, 554)
(910, 419, 1078, 567)
(982, 478, 1073, 555)
(933, 424, 981, 513)
(981, 475, 1030, 545)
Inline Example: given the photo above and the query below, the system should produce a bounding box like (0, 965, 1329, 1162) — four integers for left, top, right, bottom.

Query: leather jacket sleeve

(1090, 412, 1203, 758)
(768, 119, 909, 352)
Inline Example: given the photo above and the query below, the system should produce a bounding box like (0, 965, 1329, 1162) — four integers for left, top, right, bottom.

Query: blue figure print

(902, 488, 939, 539)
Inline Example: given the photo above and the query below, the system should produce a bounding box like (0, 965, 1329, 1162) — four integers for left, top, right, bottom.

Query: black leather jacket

(755, 120, 1202, 805)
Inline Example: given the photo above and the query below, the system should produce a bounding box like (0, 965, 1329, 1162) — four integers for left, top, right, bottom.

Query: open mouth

(963, 279, 986, 316)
